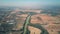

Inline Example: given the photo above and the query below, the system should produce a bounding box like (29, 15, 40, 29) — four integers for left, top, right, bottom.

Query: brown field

(30, 14, 60, 34)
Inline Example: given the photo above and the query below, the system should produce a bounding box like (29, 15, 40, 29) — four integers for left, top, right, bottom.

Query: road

(23, 15, 31, 34)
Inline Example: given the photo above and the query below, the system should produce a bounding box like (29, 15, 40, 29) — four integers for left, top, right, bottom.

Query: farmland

(0, 7, 60, 34)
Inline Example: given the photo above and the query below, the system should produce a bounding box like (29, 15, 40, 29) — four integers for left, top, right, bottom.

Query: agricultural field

(0, 8, 60, 34)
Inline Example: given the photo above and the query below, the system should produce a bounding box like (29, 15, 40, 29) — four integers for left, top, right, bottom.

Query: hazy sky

(0, 0, 60, 8)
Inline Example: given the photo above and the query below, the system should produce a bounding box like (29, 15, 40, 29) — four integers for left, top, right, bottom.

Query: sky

(0, 0, 60, 8)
